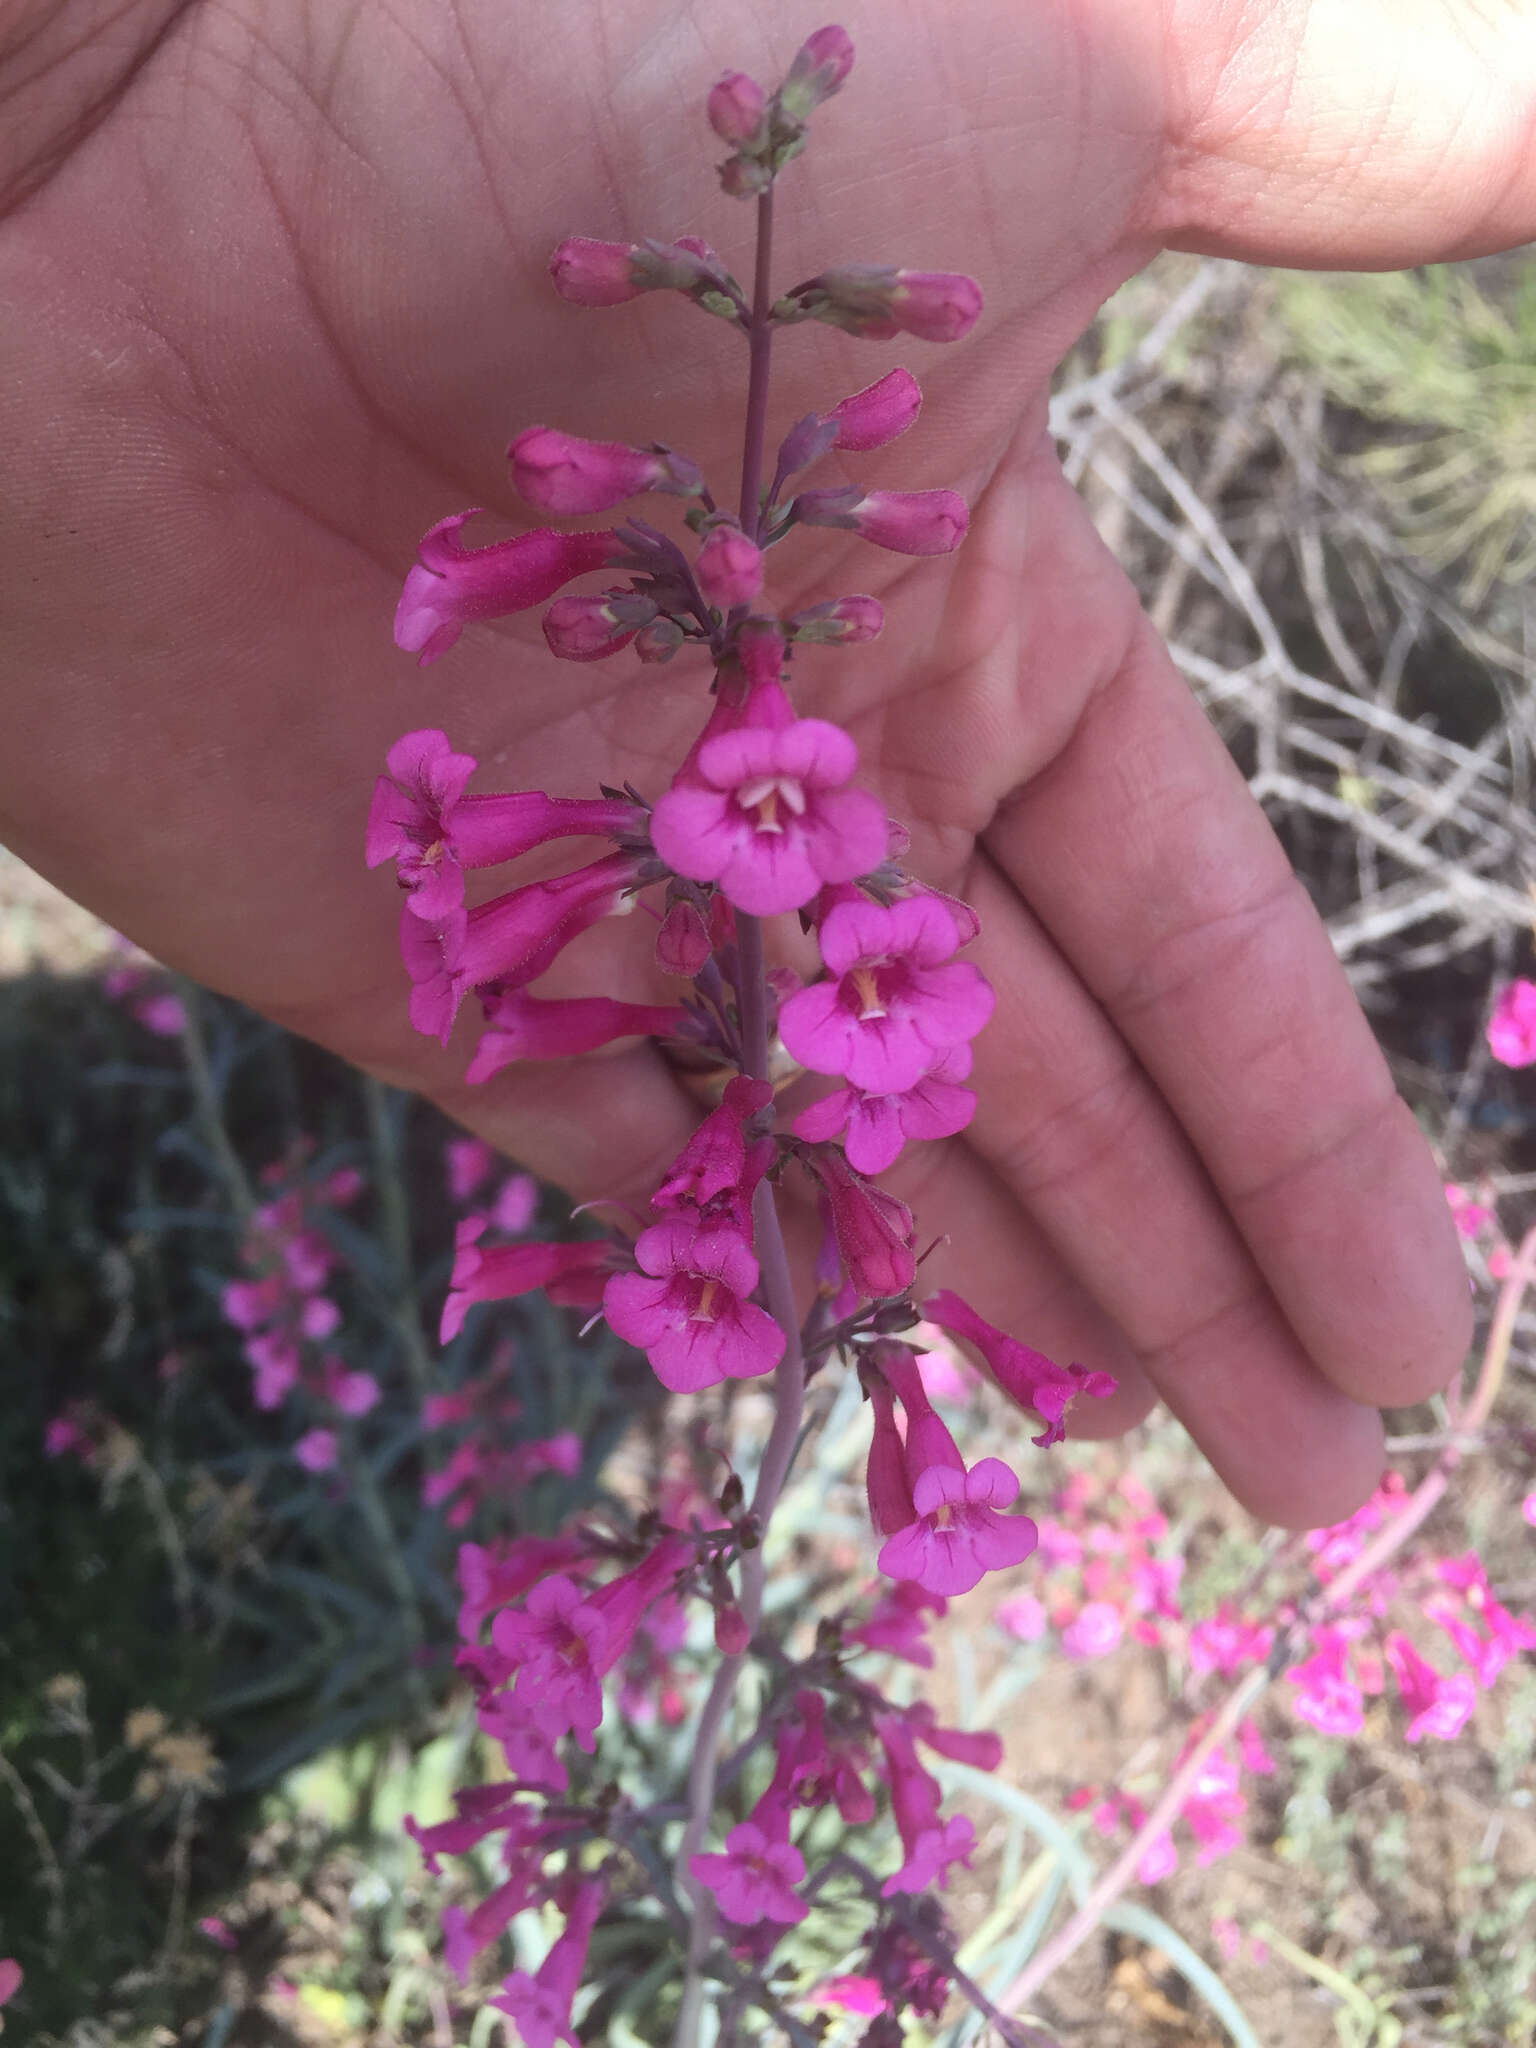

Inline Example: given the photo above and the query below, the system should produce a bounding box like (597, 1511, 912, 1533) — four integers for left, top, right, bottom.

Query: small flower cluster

(219, 1148, 376, 1468)
(372, 27, 1109, 2038)
(996, 1459, 1536, 1884)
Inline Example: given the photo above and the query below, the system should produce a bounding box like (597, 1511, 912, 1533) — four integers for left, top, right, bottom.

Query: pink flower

(812, 1976, 886, 2016)
(695, 522, 764, 608)
(197, 1916, 238, 1951)
(0, 1958, 21, 2006)
(792, 1046, 977, 1174)
(1062, 1601, 1124, 1660)
(603, 1217, 786, 1392)
(490, 1880, 604, 2048)
(992, 1599, 1050, 1657)
(827, 367, 922, 451)
(467, 990, 688, 1082)
(800, 1146, 916, 1299)
(690, 1819, 808, 1926)
(878, 1459, 1038, 1597)
(1523, 1492, 1536, 1529)
(492, 1173, 539, 1233)
(394, 514, 618, 665)
(1286, 1627, 1364, 1736)
(456, 1534, 590, 1641)
(402, 850, 649, 1043)
(1384, 1632, 1476, 1741)
(293, 1427, 338, 1473)
(509, 426, 699, 515)
(1188, 1607, 1273, 1679)
(651, 717, 887, 916)
(921, 1289, 1116, 1445)
(873, 1712, 975, 1896)
(445, 1136, 495, 1203)
(779, 895, 993, 1093)
(792, 485, 969, 556)
(1487, 978, 1536, 1067)
(441, 1220, 612, 1341)
(848, 1580, 948, 1666)
(319, 1361, 380, 1416)
(651, 1075, 773, 1226)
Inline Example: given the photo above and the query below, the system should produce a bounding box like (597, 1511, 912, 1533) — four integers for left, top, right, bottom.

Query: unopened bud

(634, 615, 685, 663)
(548, 237, 648, 307)
(778, 24, 855, 121)
(815, 1616, 844, 1656)
(737, 1511, 762, 1551)
(777, 263, 982, 344)
(656, 898, 713, 976)
(549, 235, 743, 322)
(714, 1601, 751, 1656)
(773, 411, 841, 483)
(719, 1471, 745, 1513)
(828, 366, 922, 451)
(695, 521, 764, 609)
(787, 594, 884, 645)
(510, 428, 703, 516)
(542, 590, 656, 662)
(708, 71, 768, 148)
(871, 1300, 922, 1334)
(792, 486, 968, 558)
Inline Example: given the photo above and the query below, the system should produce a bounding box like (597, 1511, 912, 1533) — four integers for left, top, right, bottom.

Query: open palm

(7, 0, 1533, 1522)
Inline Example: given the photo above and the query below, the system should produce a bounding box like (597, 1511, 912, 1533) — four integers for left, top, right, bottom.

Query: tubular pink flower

(651, 716, 887, 915)
(651, 1075, 774, 1222)
(771, 1691, 876, 1823)
(1384, 1632, 1476, 1741)
(904, 1700, 1003, 1774)
(800, 1146, 915, 1299)
(1487, 978, 1536, 1066)
(889, 271, 985, 342)
(695, 522, 764, 608)
(792, 485, 968, 556)
(456, 1534, 591, 1641)
(782, 263, 982, 343)
(779, 895, 993, 1094)
(865, 1376, 917, 1536)
(603, 1217, 786, 1392)
(708, 70, 768, 146)
(828, 367, 922, 451)
(690, 1819, 809, 1926)
(509, 426, 699, 515)
(877, 1458, 1038, 1597)
(848, 1581, 947, 1666)
(873, 1712, 975, 1896)
(921, 1289, 1116, 1445)
(440, 1219, 612, 1341)
(394, 514, 619, 665)
(491, 1880, 604, 2048)
(1285, 1626, 1364, 1736)
(402, 850, 649, 1044)
(467, 990, 689, 1083)
(368, 733, 643, 920)
(491, 1574, 611, 1746)
(793, 1045, 976, 1175)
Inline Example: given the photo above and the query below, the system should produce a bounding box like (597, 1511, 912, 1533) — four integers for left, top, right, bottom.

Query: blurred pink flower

(1488, 978, 1536, 1066)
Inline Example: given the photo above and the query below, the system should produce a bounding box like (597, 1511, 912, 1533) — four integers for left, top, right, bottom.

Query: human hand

(5, 0, 1529, 1522)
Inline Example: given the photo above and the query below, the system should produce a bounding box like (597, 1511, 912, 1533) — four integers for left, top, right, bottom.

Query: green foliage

(1275, 263, 1536, 600)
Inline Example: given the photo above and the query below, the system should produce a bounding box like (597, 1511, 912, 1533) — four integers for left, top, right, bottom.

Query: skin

(4, 0, 1531, 1525)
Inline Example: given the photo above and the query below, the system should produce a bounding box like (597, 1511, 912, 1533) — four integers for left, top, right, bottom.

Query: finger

(1149, 0, 1536, 267)
(975, 450, 1470, 1411)
(951, 853, 1386, 1524)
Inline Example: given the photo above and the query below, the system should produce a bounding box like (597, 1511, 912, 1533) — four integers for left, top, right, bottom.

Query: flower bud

(773, 411, 841, 483)
(695, 522, 764, 609)
(714, 1601, 751, 1656)
(828, 367, 922, 451)
(719, 1471, 746, 1514)
(778, 25, 855, 121)
(777, 263, 982, 344)
(548, 235, 741, 321)
(541, 589, 656, 662)
(792, 486, 968, 557)
(635, 616, 685, 663)
(786, 594, 884, 645)
(510, 427, 701, 516)
(718, 154, 775, 200)
(656, 897, 713, 976)
(708, 71, 768, 147)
